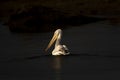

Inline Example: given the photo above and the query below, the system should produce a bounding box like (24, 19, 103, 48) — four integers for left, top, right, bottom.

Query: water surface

(0, 21, 120, 80)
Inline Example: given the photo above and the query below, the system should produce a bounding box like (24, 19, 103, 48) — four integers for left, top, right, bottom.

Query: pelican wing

(62, 45, 69, 53)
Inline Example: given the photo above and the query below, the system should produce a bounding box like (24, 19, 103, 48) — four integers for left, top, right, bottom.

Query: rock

(6, 6, 105, 33)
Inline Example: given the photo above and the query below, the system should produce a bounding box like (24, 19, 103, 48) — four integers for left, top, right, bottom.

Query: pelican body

(45, 29, 70, 56)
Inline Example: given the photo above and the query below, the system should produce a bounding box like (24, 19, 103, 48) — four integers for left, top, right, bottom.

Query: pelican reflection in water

(45, 29, 70, 56)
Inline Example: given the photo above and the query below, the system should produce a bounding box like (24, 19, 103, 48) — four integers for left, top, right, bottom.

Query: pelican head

(45, 29, 62, 51)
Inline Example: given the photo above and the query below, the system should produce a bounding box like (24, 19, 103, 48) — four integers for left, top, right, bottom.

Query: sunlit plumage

(45, 29, 70, 56)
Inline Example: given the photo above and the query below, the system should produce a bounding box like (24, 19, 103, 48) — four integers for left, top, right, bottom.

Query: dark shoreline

(0, 0, 119, 33)
(4, 6, 105, 33)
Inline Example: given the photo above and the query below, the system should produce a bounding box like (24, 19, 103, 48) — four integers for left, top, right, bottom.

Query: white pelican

(45, 29, 70, 56)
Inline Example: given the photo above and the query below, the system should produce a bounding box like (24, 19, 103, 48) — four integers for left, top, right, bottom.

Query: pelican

(45, 29, 70, 56)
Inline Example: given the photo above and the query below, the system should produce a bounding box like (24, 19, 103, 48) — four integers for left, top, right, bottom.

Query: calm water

(0, 21, 120, 80)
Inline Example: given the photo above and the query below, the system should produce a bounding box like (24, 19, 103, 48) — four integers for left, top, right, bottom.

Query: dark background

(0, 0, 120, 80)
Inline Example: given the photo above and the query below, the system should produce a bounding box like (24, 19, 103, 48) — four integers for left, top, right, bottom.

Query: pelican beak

(45, 33, 58, 51)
